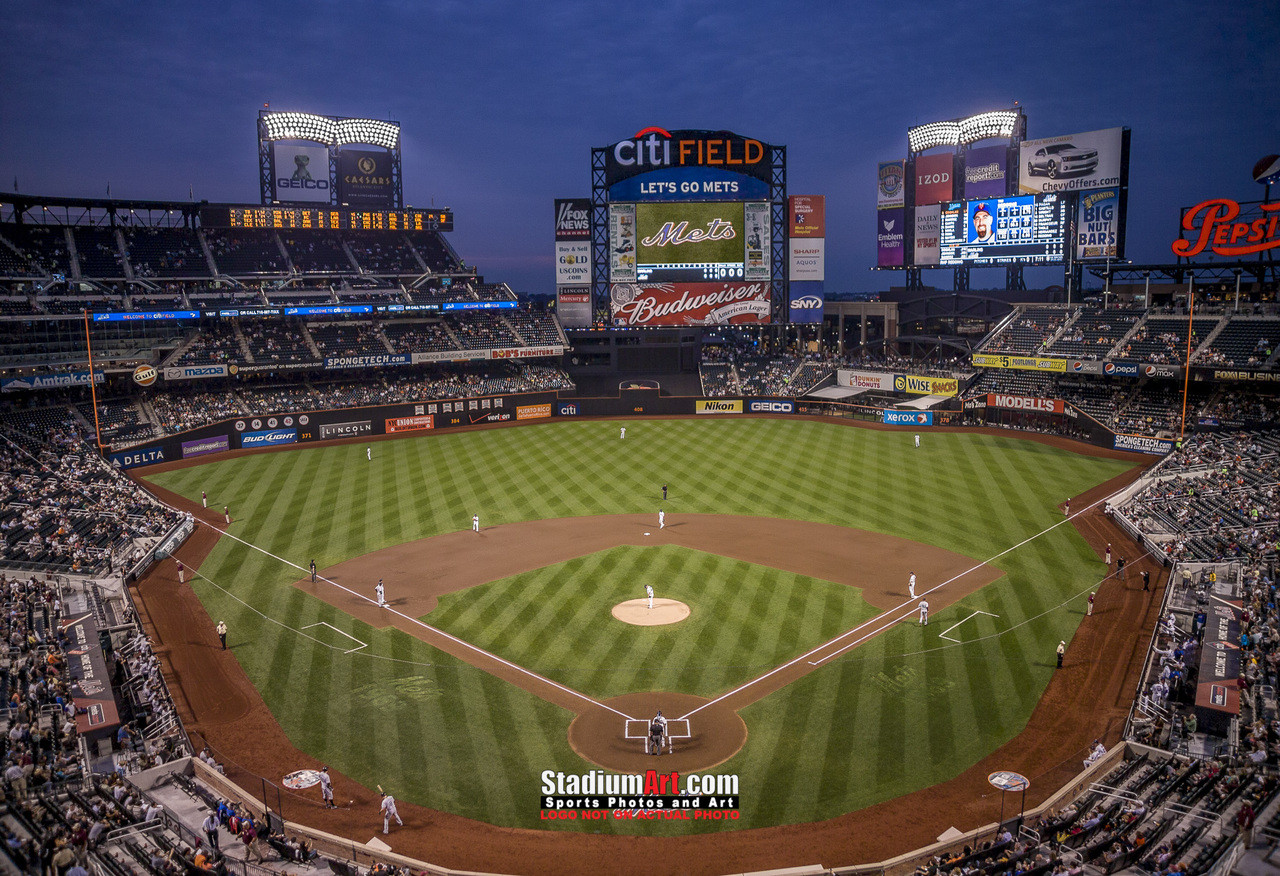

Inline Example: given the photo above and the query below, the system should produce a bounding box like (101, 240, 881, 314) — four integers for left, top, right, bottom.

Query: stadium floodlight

(335, 118, 399, 148)
(262, 111, 336, 144)
(959, 111, 1021, 144)
(908, 121, 960, 153)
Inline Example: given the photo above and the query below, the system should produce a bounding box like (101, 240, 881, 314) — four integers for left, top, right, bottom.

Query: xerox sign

(883, 410, 932, 426)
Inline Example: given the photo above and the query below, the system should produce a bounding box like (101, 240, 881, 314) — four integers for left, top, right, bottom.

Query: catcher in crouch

(647, 709, 669, 755)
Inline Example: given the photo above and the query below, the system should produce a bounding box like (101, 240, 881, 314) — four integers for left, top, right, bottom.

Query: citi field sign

(1172, 198, 1280, 257)
(604, 128, 772, 187)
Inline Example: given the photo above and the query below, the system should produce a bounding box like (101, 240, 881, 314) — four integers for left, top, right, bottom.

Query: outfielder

(472, 514, 480, 532)
(380, 792, 402, 834)
(658, 509, 665, 530)
(918, 600, 929, 625)
(319, 766, 335, 809)
(620, 426, 626, 440)
(376, 579, 386, 607)
(908, 572, 916, 598)
(914, 434, 920, 448)
(202, 490, 207, 508)
(176, 560, 184, 584)
(645, 583, 654, 609)
(367, 446, 372, 461)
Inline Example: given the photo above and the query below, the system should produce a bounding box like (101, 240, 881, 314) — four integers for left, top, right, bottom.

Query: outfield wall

(109, 386, 1141, 471)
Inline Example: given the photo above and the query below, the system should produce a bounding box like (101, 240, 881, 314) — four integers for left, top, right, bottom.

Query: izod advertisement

(914, 153, 954, 206)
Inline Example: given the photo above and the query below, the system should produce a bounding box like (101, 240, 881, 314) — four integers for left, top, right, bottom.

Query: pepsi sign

(1102, 361, 1140, 377)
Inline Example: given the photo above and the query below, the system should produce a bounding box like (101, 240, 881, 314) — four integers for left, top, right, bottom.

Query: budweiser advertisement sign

(1172, 198, 1280, 257)
(610, 281, 771, 326)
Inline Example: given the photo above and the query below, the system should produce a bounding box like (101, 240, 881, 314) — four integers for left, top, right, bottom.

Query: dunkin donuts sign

(610, 282, 770, 326)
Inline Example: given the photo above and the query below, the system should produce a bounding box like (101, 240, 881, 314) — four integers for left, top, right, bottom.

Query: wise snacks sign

(1172, 199, 1280, 257)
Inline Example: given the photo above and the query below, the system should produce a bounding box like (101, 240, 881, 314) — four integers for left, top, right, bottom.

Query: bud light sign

(883, 410, 933, 426)
(240, 429, 297, 448)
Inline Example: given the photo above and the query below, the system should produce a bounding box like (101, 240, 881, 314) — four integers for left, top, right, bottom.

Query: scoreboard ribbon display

(200, 205, 453, 231)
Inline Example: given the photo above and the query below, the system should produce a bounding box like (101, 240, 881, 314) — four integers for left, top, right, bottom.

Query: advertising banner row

(972, 353, 1191, 381)
(836, 369, 957, 397)
(154, 347, 565, 382)
(609, 282, 770, 326)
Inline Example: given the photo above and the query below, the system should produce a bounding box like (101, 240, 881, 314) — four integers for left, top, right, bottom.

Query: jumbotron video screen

(609, 201, 770, 283)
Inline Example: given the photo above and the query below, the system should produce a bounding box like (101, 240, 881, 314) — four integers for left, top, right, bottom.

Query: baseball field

(138, 417, 1145, 858)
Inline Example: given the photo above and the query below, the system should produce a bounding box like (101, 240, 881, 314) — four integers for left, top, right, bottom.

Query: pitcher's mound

(612, 598, 690, 626)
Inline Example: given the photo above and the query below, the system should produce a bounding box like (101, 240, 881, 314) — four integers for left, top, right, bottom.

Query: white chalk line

(302, 621, 368, 653)
(196, 520, 634, 722)
(938, 610, 1000, 643)
(679, 493, 1118, 721)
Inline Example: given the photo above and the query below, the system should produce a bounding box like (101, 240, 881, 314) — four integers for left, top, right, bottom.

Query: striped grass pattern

(145, 420, 1135, 833)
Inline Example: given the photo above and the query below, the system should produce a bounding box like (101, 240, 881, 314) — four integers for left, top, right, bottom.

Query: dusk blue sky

(2, 1, 1276, 295)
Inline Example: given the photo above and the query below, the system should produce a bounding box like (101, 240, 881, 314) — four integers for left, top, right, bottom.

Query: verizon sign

(987, 393, 1064, 413)
(610, 281, 770, 326)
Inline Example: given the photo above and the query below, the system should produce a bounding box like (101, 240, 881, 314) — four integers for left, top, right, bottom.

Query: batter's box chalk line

(937, 610, 1000, 643)
(303, 621, 369, 654)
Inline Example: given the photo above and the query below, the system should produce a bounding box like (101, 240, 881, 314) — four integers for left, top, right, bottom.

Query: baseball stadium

(0, 106, 1277, 876)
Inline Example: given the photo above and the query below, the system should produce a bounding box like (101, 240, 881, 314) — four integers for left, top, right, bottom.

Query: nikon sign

(695, 399, 743, 414)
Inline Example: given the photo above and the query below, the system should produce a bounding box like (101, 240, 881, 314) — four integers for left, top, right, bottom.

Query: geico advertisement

(696, 399, 743, 414)
(747, 400, 794, 413)
(893, 374, 958, 397)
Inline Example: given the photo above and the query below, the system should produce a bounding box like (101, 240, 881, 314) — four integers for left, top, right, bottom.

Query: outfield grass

(144, 419, 1136, 833)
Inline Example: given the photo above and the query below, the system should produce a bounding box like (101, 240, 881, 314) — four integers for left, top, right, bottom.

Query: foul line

(302, 621, 368, 654)
(191, 519, 634, 722)
(679, 493, 1115, 721)
(938, 611, 999, 643)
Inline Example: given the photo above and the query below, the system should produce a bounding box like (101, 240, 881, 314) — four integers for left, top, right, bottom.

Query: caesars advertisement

(610, 281, 770, 326)
(272, 143, 331, 203)
(337, 149, 394, 207)
(1019, 127, 1125, 194)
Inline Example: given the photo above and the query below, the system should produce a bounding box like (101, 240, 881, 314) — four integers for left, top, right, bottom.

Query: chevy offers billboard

(1019, 127, 1125, 195)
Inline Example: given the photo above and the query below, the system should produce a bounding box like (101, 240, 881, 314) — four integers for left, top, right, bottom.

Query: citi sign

(612, 128, 765, 171)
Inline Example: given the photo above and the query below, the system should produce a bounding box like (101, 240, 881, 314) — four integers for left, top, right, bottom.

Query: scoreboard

(938, 193, 1067, 266)
(200, 205, 453, 232)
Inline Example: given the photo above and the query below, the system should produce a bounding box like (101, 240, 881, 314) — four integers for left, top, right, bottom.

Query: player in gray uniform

(380, 792, 402, 834)
(645, 583, 654, 609)
(918, 600, 929, 625)
(908, 573, 916, 598)
(376, 579, 386, 607)
(319, 766, 335, 808)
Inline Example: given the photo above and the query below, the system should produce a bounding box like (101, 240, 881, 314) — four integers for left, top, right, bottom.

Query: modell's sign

(987, 394, 1064, 413)
(610, 281, 770, 326)
(1172, 198, 1280, 257)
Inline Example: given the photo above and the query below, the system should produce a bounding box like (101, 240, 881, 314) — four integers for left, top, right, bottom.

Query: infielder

(224, 505, 230, 524)
(202, 490, 207, 508)
(658, 509, 665, 530)
(380, 792, 402, 834)
(1087, 591, 1095, 615)
(310, 559, 317, 582)
(376, 579, 386, 607)
(918, 600, 929, 625)
(472, 514, 480, 532)
(908, 572, 916, 598)
(645, 583, 654, 609)
(620, 426, 626, 440)
(319, 766, 335, 809)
